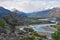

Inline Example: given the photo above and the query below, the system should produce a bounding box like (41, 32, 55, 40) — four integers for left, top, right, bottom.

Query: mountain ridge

(26, 9, 53, 18)
(0, 7, 60, 19)
(0, 7, 12, 18)
(47, 7, 60, 18)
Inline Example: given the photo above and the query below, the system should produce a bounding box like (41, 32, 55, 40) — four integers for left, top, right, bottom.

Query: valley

(0, 7, 60, 40)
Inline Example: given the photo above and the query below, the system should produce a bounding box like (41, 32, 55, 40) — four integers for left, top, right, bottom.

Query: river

(29, 22, 58, 34)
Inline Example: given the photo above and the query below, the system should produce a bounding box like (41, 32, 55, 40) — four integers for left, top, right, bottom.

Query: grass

(28, 19, 53, 25)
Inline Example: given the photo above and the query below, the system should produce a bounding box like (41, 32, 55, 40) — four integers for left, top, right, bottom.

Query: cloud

(0, 0, 60, 13)
(0, 0, 60, 2)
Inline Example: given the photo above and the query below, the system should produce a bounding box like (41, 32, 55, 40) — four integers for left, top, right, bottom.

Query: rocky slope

(47, 7, 60, 18)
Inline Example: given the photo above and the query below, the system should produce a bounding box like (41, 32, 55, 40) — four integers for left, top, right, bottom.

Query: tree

(26, 36, 35, 40)
(39, 38, 43, 40)
(0, 19, 6, 28)
(52, 31, 60, 40)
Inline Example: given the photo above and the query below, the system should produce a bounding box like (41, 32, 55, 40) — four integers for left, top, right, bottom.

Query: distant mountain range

(26, 7, 60, 18)
(0, 7, 60, 19)
(26, 9, 53, 18)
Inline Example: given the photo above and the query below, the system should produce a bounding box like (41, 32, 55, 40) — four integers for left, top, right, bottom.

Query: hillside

(0, 7, 12, 18)
(47, 7, 60, 18)
(0, 7, 28, 19)
(26, 9, 53, 18)
(26, 7, 60, 18)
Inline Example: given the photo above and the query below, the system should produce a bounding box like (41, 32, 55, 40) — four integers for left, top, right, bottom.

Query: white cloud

(0, 0, 60, 2)
(0, 0, 60, 13)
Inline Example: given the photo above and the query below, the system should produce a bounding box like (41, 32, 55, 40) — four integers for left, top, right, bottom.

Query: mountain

(12, 9, 28, 18)
(0, 7, 60, 19)
(0, 7, 12, 18)
(0, 7, 28, 19)
(26, 7, 60, 18)
(47, 7, 60, 18)
(26, 9, 53, 18)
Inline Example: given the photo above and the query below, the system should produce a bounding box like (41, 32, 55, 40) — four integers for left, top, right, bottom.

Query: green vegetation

(53, 25, 60, 29)
(14, 38, 19, 40)
(28, 19, 53, 25)
(39, 37, 43, 40)
(52, 31, 60, 40)
(23, 28, 43, 40)
(52, 24, 60, 40)
(0, 19, 6, 28)
(26, 36, 43, 40)
(26, 36, 35, 40)
(3, 13, 29, 33)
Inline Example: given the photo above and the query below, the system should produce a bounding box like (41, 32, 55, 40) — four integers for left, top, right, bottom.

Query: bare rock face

(47, 7, 60, 18)
(0, 28, 7, 34)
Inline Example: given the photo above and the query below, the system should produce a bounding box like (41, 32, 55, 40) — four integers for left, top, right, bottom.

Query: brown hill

(47, 7, 60, 18)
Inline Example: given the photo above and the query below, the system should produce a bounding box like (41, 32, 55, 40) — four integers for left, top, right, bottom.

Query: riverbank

(28, 21, 58, 40)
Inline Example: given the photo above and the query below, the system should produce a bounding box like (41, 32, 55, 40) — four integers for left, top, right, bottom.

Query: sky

(0, 0, 60, 13)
